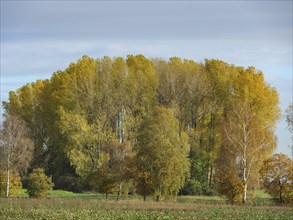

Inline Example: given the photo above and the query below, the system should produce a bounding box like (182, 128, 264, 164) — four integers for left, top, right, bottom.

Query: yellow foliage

(0, 171, 22, 197)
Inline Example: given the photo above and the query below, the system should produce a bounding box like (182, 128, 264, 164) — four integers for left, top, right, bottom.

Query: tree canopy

(2, 55, 280, 202)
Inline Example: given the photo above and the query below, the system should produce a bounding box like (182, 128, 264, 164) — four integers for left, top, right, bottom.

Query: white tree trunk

(5, 164, 10, 198)
(243, 178, 247, 204)
(243, 159, 247, 204)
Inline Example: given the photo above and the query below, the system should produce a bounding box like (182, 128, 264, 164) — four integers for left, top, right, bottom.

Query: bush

(0, 170, 22, 197)
(27, 168, 54, 198)
(180, 179, 216, 196)
(53, 175, 83, 192)
(216, 176, 244, 204)
(180, 179, 203, 195)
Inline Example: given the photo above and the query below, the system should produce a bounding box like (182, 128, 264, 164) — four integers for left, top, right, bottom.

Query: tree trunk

(243, 161, 247, 204)
(243, 134, 248, 205)
(5, 166, 10, 198)
(208, 164, 213, 188)
(116, 182, 122, 201)
(156, 185, 162, 202)
(279, 181, 283, 203)
(143, 194, 146, 201)
(243, 181, 247, 204)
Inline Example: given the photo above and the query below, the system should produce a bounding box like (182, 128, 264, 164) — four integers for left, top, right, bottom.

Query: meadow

(0, 190, 292, 219)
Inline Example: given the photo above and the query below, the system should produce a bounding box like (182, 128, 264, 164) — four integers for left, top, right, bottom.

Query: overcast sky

(1, 1, 292, 156)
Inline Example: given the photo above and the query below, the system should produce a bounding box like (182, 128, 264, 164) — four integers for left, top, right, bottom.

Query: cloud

(2, 1, 292, 42)
(2, 39, 291, 75)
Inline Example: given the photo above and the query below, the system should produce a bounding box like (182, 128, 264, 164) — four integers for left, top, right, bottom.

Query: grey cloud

(2, 1, 292, 41)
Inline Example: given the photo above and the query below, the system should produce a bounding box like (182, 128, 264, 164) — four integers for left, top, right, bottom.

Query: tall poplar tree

(136, 106, 189, 201)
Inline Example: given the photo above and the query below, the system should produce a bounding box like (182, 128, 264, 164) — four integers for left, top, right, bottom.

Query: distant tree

(285, 104, 293, 156)
(136, 106, 189, 201)
(260, 153, 293, 204)
(88, 167, 117, 200)
(286, 105, 293, 132)
(88, 141, 133, 200)
(108, 141, 134, 200)
(0, 115, 34, 198)
(127, 155, 154, 201)
(27, 168, 54, 198)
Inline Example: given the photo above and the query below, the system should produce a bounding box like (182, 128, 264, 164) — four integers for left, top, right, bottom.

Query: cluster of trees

(0, 55, 291, 203)
(0, 115, 53, 198)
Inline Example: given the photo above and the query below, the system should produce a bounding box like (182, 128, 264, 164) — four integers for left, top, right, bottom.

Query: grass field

(0, 190, 292, 219)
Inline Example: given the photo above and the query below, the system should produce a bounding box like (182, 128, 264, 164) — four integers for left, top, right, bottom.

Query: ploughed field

(0, 191, 292, 220)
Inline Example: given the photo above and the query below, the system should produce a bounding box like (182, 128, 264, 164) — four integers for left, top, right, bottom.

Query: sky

(1, 0, 292, 156)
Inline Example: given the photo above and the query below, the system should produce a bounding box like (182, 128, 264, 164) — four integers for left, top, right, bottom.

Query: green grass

(12, 189, 75, 198)
(254, 190, 271, 198)
(0, 198, 292, 220)
(177, 195, 226, 204)
(12, 189, 275, 205)
(2, 190, 292, 219)
(12, 189, 152, 200)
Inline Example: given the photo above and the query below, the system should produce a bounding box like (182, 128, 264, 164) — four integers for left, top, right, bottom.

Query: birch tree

(216, 67, 279, 204)
(223, 102, 276, 204)
(0, 115, 34, 197)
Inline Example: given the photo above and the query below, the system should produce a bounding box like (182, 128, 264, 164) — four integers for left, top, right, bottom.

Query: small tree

(0, 114, 34, 198)
(88, 167, 117, 200)
(130, 156, 154, 201)
(136, 106, 190, 201)
(215, 144, 244, 204)
(260, 153, 293, 204)
(27, 168, 54, 198)
(106, 141, 134, 201)
(0, 170, 22, 197)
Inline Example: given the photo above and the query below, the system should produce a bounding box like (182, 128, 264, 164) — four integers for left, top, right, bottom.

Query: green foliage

(52, 175, 83, 193)
(180, 179, 204, 195)
(27, 168, 54, 198)
(88, 167, 117, 198)
(49, 190, 74, 197)
(0, 171, 22, 197)
(59, 108, 111, 176)
(136, 106, 190, 200)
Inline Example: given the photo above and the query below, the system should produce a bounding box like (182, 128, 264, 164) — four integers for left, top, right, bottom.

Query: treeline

(2, 55, 282, 203)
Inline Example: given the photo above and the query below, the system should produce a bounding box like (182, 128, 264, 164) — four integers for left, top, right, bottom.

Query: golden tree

(260, 153, 293, 204)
